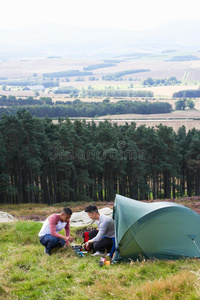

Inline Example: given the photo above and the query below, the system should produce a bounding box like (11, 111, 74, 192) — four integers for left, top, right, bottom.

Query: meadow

(1, 200, 200, 299)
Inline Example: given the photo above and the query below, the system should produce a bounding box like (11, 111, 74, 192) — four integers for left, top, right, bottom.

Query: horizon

(2, 0, 200, 32)
(1, 19, 200, 33)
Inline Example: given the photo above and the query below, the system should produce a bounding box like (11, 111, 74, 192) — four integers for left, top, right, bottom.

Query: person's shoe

(92, 251, 105, 256)
(44, 248, 51, 256)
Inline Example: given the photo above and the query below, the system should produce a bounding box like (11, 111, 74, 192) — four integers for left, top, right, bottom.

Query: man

(85, 205, 115, 256)
(38, 207, 74, 255)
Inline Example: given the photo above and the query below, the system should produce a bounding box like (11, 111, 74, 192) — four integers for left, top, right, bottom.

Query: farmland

(1, 52, 200, 81)
(1, 86, 198, 102)
(1, 54, 200, 96)
(51, 109, 200, 132)
(95, 110, 200, 132)
(0, 54, 200, 132)
(0, 55, 200, 93)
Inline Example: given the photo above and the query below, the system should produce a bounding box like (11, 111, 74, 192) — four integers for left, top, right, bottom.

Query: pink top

(49, 214, 70, 241)
(39, 214, 70, 245)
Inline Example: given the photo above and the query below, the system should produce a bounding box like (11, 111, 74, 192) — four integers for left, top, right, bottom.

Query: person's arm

(86, 217, 107, 246)
(89, 227, 105, 243)
(64, 221, 71, 245)
(49, 215, 72, 243)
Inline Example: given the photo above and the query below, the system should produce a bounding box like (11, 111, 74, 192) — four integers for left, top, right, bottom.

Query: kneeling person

(85, 205, 115, 256)
(38, 207, 74, 255)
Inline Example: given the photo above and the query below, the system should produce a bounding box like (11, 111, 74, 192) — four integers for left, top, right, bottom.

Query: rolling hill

(0, 20, 200, 60)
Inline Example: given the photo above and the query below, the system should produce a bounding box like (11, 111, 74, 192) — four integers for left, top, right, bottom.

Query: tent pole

(187, 235, 200, 256)
(192, 240, 200, 255)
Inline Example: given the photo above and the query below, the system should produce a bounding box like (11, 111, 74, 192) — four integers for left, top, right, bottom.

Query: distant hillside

(0, 21, 200, 60)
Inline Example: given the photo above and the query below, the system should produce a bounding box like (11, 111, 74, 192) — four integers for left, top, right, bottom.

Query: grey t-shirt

(91, 214, 115, 243)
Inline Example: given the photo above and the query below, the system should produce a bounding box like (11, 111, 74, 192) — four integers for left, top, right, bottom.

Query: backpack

(82, 228, 97, 251)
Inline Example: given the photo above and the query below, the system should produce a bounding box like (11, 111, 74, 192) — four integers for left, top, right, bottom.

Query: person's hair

(62, 207, 73, 215)
(85, 205, 98, 214)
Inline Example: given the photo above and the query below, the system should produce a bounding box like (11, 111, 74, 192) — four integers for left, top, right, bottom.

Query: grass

(1, 201, 200, 299)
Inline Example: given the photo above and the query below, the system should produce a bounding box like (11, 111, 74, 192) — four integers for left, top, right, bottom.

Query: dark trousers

(89, 230, 113, 253)
(39, 234, 65, 253)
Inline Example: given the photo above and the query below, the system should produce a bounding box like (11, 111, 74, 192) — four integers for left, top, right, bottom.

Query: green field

(1, 221, 200, 300)
(1, 202, 200, 299)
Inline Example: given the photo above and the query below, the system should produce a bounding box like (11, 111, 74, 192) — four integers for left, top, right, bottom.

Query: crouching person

(38, 207, 74, 255)
(85, 205, 115, 256)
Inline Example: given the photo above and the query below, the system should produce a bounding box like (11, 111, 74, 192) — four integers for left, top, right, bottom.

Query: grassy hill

(1, 199, 200, 299)
(1, 220, 200, 299)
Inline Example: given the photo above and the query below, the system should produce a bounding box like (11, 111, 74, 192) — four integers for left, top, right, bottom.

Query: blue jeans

(39, 234, 65, 253)
(110, 237, 115, 259)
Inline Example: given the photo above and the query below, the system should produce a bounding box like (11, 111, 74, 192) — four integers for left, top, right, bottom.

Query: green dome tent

(112, 194, 200, 261)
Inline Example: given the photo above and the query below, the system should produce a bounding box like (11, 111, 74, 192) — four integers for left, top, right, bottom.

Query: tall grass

(1, 221, 200, 299)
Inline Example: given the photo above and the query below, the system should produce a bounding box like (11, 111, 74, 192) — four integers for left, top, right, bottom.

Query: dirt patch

(75, 226, 97, 238)
(18, 214, 46, 221)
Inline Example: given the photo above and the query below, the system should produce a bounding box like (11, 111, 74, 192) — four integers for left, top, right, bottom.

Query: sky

(2, 0, 200, 31)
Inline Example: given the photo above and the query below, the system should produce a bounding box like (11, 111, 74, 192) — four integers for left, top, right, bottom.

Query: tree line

(102, 69, 150, 81)
(42, 69, 150, 81)
(0, 100, 172, 118)
(54, 86, 79, 95)
(43, 70, 93, 78)
(173, 89, 200, 98)
(0, 80, 59, 88)
(0, 109, 200, 205)
(53, 87, 153, 97)
(80, 88, 153, 98)
(0, 96, 54, 106)
(143, 77, 180, 86)
(83, 63, 116, 70)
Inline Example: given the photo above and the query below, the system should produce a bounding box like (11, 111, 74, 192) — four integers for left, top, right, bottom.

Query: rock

(98, 207, 113, 217)
(70, 211, 92, 227)
(70, 207, 113, 227)
(0, 212, 17, 223)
